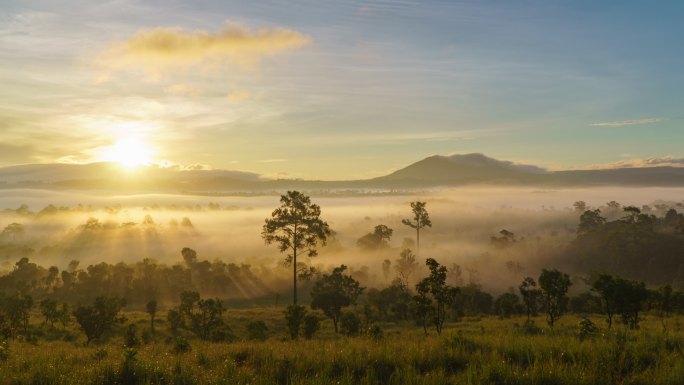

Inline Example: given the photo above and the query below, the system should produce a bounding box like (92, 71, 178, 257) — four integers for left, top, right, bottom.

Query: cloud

(96, 22, 312, 79)
(589, 118, 664, 127)
(584, 156, 684, 169)
(258, 159, 287, 163)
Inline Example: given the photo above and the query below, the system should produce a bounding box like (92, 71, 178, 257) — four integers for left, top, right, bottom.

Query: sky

(1, 0, 683, 180)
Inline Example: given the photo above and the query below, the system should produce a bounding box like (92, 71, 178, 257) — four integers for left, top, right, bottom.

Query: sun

(101, 136, 154, 169)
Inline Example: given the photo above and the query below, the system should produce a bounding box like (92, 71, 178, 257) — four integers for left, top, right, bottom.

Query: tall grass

(2, 313, 684, 385)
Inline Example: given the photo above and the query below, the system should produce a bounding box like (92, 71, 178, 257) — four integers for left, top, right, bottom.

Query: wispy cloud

(583, 156, 684, 169)
(259, 159, 287, 163)
(589, 118, 664, 127)
(95, 22, 312, 80)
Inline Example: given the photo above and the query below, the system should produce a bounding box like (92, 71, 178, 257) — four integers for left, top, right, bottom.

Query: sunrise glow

(99, 136, 153, 169)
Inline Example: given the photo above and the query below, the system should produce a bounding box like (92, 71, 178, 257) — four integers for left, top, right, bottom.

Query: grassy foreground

(3, 311, 684, 385)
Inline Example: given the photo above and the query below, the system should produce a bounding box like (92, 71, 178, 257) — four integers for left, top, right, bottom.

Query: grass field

(3, 308, 684, 385)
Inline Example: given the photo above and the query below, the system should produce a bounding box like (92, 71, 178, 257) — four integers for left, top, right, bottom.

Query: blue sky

(1, 0, 682, 179)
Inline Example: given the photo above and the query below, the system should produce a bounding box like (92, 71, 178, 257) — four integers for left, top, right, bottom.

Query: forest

(1, 190, 684, 384)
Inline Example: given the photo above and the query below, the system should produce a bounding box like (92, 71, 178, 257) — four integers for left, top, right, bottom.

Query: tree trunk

(293, 247, 298, 305)
(416, 227, 420, 251)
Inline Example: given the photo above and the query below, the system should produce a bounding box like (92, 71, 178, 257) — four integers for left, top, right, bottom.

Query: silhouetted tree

(39, 298, 60, 327)
(402, 201, 432, 251)
(578, 209, 606, 235)
(310, 265, 364, 333)
(591, 274, 618, 329)
(491, 229, 516, 248)
(519, 277, 541, 321)
(1, 223, 24, 242)
(613, 278, 649, 329)
(494, 292, 520, 318)
(357, 224, 393, 250)
(284, 305, 307, 340)
(413, 258, 458, 335)
(73, 296, 126, 345)
(538, 269, 571, 327)
(176, 291, 231, 341)
(573, 201, 587, 212)
(262, 191, 331, 305)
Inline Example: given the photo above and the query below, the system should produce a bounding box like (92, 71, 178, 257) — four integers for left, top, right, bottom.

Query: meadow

(3, 309, 684, 385)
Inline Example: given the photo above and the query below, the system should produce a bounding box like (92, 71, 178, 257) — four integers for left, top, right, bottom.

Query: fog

(1, 187, 683, 295)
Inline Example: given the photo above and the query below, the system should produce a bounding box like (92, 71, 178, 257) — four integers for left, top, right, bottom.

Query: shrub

(578, 317, 600, 341)
(124, 324, 140, 348)
(303, 314, 320, 339)
(284, 305, 307, 339)
(368, 324, 383, 341)
(173, 336, 191, 354)
(340, 312, 361, 336)
(247, 320, 269, 341)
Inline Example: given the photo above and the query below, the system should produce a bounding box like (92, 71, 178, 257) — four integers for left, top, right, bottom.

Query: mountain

(371, 153, 547, 186)
(1, 154, 684, 193)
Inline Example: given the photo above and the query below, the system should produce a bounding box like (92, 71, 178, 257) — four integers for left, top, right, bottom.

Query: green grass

(3, 311, 684, 385)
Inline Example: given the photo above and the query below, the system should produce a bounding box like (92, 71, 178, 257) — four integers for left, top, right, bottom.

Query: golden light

(100, 136, 154, 169)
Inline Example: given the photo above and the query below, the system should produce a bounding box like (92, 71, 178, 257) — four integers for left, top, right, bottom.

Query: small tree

(124, 324, 140, 348)
(310, 265, 364, 333)
(538, 269, 571, 327)
(654, 284, 673, 331)
(402, 201, 432, 251)
(591, 274, 618, 329)
(73, 296, 126, 345)
(284, 305, 307, 340)
(413, 258, 458, 335)
(303, 314, 320, 339)
(262, 191, 332, 305)
(394, 249, 419, 289)
(40, 298, 60, 327)
(357, 225, 393, 250)
(4, 294, 33, 337)
(246, 320, 269, 341)
(494, 292, 520, 319)
(339, 312, 361, 336)
(613, 278, 650, 329)
(519, 277, 541, 322)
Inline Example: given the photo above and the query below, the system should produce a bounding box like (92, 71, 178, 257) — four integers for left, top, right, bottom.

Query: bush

(578, 317, 600, 341)
(368, 324, 383, 341)
(284, 305, 307, 339)
(340, 312, 361, 336)
(303, 314, 320, 339)
(518, 320, 543, 335)
(247, 320, 269, 341)
(124, 324, 140, 348)
(173, 337, 191, 354)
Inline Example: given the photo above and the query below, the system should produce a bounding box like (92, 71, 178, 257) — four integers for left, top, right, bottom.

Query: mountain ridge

(1, 153, 684, 192)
